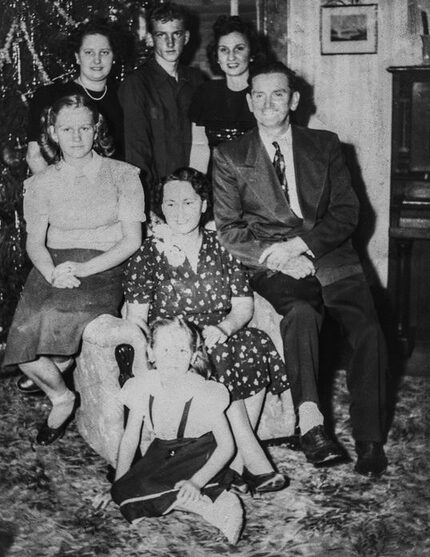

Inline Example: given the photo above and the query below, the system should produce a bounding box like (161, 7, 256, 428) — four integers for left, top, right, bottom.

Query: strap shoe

(17, 375, 43, 395)
(242, 468, 289, 495)
(36, 393, 80, 446)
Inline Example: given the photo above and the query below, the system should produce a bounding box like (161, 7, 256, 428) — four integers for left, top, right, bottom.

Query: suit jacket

(213, 126, 362, 286)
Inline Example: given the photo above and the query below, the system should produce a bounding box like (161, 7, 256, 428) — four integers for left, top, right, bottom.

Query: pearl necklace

(77, 77, 107, 101)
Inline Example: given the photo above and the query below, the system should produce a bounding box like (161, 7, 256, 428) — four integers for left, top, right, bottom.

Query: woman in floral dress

(124, 167, 289, 494)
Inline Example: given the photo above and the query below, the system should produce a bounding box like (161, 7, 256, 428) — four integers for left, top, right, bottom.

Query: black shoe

(106, 465, 116, 484)
(224, 468, 249, 494)
(115, 344, 135, 387)
(242, 468, 289, 495)
(301, 425, 344, 466)
(354, 441, 387, 476)
(36, 394, 80, 446)
(17, 375, 43, 395)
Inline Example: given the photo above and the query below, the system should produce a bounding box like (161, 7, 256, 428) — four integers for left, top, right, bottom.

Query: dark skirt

(3, 248, 124, 366)
(111, 432, 227, 523)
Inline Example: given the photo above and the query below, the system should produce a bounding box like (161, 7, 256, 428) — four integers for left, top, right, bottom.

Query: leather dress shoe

(355, 441, 387, 476)
(301, 425, 344, 466)
(17, 376, 43, 395)
(36, 394, 80, 446)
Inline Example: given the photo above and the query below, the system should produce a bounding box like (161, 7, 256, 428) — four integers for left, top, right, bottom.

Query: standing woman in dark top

(26, 18, 126, 175)
(190, 15, 266, 166)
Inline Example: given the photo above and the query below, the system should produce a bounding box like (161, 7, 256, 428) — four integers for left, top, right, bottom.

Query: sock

(47, 390, 76, 428)
(299, 401, 324, 436)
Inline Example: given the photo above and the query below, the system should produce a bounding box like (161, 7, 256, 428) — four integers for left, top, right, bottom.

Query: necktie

(272, 140, 290, 204)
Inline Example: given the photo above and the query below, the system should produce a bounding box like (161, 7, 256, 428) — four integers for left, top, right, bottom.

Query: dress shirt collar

(55, 150, 102, 184)
(259, 124, 292, 153)
(149, 57, 189, 83)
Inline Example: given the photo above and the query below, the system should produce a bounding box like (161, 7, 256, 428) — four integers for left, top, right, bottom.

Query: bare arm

(189, 411, 234, 489)
(219, 296, 253, 335)
(26, 221, 79, 288)
(114, 405, 145, 481)
(67, 221, 142, 278)
(26, 141, 48, 175)
(189, 123, 210, 174)
(202, 296, 253, 350)
(125, 302, 150, 338)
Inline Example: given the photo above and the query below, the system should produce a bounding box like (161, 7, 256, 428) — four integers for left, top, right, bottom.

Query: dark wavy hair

(248, 60, 298, 92)
(150, 317, 213, 379)
(69, 18, 119, 57)
(207, 15, 266, 75)
(147, 2, 190, 34)
(151, 167, 212, 226)
(68, 17, 136, 73)
(40, 93, 114, 163)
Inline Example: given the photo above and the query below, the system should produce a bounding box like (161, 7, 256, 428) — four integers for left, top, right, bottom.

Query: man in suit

(213, 61, 388, 476)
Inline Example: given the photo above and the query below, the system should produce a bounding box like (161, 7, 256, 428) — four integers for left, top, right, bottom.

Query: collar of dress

(54, 150, 103, 185)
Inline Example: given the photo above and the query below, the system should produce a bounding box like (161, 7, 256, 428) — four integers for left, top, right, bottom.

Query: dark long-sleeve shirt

(119, 58, 204, 196)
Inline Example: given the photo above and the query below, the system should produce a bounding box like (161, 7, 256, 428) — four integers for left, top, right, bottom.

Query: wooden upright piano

(388, 66, 430, 375)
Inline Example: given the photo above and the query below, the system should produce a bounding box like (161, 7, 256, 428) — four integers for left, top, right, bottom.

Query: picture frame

(320, 4, 378, 55)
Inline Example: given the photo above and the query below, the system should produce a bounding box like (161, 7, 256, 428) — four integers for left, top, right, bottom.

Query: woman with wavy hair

(124, 167, 289, 495)
(190, 15, 270, 173)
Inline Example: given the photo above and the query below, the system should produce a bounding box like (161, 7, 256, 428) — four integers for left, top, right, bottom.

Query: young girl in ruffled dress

(111, 317, 244, 545)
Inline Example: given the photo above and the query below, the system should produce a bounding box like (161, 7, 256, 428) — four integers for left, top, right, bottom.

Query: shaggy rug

(0, 366, 429, 557)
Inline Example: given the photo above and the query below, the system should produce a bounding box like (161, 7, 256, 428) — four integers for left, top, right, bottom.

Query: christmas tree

(0, 0, 152, 344)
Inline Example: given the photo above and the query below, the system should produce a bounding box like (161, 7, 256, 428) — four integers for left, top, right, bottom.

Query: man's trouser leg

(322, 274, 388, 442)
(250, 272, 324, 409)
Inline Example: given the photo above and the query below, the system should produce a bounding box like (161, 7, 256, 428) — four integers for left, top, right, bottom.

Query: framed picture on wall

(320, 4, 378, 55)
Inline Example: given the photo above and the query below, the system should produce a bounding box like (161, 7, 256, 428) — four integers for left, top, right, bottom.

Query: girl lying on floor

(110, 317, 244, 545)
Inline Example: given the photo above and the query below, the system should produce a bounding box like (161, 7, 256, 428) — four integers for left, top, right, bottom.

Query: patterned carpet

(0, 367, 429, 557)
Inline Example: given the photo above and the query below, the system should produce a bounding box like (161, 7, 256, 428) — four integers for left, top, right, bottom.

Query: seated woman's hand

(175, 479, 201, 504)
(51, 264, 81, 289)
(202, 324, 228, 351)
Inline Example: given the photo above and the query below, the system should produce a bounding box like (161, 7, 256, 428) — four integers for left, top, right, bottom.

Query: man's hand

(277, 255, 316, 279)
(259, 237, 311, 269)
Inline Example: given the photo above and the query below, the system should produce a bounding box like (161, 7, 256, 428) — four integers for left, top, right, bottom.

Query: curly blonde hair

(39, 93, 114, 163)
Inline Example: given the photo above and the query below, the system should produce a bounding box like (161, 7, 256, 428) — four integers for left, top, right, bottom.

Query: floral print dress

(124, 228, 288, 401)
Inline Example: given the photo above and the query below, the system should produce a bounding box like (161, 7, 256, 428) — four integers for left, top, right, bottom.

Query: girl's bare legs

(20, 357, 75, 428)
(227, 394, 273, 475)
(172, 491, 243, 544)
